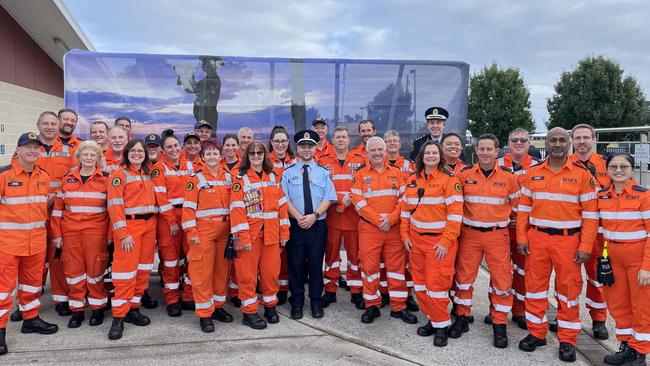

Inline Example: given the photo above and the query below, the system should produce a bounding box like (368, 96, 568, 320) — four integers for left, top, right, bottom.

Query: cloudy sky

(62, 0, 650, 131)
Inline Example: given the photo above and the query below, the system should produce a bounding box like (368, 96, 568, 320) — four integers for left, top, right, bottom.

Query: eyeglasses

(271, 139, 288, 145)
(248, 151, 264, 157)
(607, 165, 632, 171)
(509, 138, 529, 144)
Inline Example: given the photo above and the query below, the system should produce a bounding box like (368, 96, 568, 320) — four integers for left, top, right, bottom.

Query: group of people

(0, 107, 648, 366)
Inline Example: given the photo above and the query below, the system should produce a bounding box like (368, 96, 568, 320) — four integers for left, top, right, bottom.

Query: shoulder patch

(102, 171, 110, 177)
(460, 164, 473, 172)
(151, 168, 160, 178)
(0, 164, 11, 174)
(590, 177, 596, 188)
(500, 165, 514, 173)
(232, 182, 241, 192)
(632, 185, 649, 192)
(442, 167, 455, 177)
(111, 177, 122, 187)
(454, 182, 462, 192)
(285, 163, 296, 170)
(415, 134, 427, 141)
(185, 181, 194, 191)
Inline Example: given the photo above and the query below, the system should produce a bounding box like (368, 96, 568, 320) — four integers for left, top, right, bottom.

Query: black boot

(21, 316, 58, 334)
(321, 292, 337, 308)
(390, 309, 418, 324)
(166, 302, 182, 317)
(264, 307, 279, 324)
(593, 320, 609, 340)
(141, 291, 158, 309)
(417, 321, 435, 337)
(626, 352, 647, 366)
(211, 308, 233, 323)
(405, 295, 419, 312)
(559, 342, 576, 362)
(67, 311, 85, 329)
(338, 276, 349, 291)
(448, 315, 469, 339)
(125, 308, 150, 326)
(549, 317, 558, 333)
(0, 328, 7, 356)
(199, 318, 215, 333)
(88, 310, 104, 326)
(108, 318, 124, 340)
(604, 342, 636, 365)
(512, 315, 527, 330)
(518, 333, 547, 352)
(493, 324, 508, 349)
(230, 296, 242, 308)
(380, 293, 390, 308)
(242, 313, 267, 330)
(55, 302, 72, 316)
(361, 306, 380, 324)
(484, 314, 493, 325)
(277, 291, 288, 306)
(180, 301, 195, 311)
(10, 309, 22, 322)
(433, 327, 448, 347)
(351, 293, 365, 310)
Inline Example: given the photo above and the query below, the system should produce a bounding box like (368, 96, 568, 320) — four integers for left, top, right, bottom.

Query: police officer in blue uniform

(409, 106, 449, 162)
(281, 130, 338, 320)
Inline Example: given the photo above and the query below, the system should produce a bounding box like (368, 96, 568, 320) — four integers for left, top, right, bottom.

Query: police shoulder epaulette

(102, 171, 110, 177)
(285, 163, 296, 169)
(460, 164, 473, 172)
(442, 167, 455, 177)
(499, 165, 514, 173)
(0, 164, 12, 174)
(414, 134, 427, 141)
(632, 185, 648, 192)
(317, 163, 330, 170)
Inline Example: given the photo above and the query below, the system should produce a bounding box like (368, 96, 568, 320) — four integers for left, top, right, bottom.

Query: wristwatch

(313, 211, 320, 219)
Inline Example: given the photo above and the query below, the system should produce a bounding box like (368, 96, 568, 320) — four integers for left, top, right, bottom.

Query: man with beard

(103, 127, 128, 172)
(349, 120, 376, 158)
(57, 109, 83, 152)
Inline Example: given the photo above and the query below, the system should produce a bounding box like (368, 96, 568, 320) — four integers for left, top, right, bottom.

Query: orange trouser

(62, 233, 108, 311)
(180, 228, 194, 302)
(111, 217, 156, 318)
(324, 227, 362, 293)
(189, 220, 231, 318)
(454, 227, 513, 324)
(358, 221, 407, 311)
(603, 241, 650, 354)
(157, 208, 190, 304)
(0, 250, 46, 328)
(525, 228, 583, 345)
(410, 228, 458, 328)
(278, 248, 289, 291)
(509, 225, 526, 317)
(228, 265, 239, 299)
(233, 232, 281, 314)
(584, 234, 607, 321)
(45, 234, 69, 304)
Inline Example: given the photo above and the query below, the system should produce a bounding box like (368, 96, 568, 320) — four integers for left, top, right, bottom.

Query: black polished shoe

(518, 333, 547, 352)
(67, 311, 85, 329)
(291, 307, 304, 320)
(484, 314, 493, 325)
(512, 315, 527, 330)
(338, 276, 349, 291)
(380, 293, 390, 308)
(264, 306, 280, 323)
(242, 313, 267, 330)
(493, 324, 508, 349)
(211, 308, 234, 323)
(559, 342, 576, 362)
(180, 301, 195, 311)
(405, 295, 419, 312)
(549, 318, 558, 333)
(593, 320, 609, 340)
(277, 291, 288, 306)
(231, 296, 242, 308)
(166, 302, 182, 317)
(351, 293, 365, 310)
(321, 292, 337, 308)
(0, 328, 7, 355)
(448, 315, 469, 339)
(199, 318, 215, 333)
(361, 306, 381, 324)
(390, 309, 417, 324)
(417, 321, 434, 337)
(89, 310, 104, 326)
(55, 302, 72, 316)
(311, 305, 324, 319)
(21, 316, 58, 335)
(433, 327, 449, 347)
(604, 341, 636, 365)
(141, 291, 158, 309)
(108, 317, 124, 340)
(10, 309, 22, 322)
(125, 308, 150, 326)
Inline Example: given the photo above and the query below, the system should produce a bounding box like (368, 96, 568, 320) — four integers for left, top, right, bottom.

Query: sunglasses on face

(509, 138, 529, 144)
(248, 151, 264, 157)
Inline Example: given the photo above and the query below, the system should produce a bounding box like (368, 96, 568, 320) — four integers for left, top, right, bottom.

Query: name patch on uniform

(67, 178, 79, 183)
(531, 176, 545, 181)
(464, 180, 477, 185)
(8, 181, 22, 187)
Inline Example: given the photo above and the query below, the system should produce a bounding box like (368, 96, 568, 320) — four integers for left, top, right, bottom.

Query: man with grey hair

(238, 127, 254, 156)
(103, 126, 128, 172)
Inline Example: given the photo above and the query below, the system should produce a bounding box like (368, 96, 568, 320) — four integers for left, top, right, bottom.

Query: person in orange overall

(56, 109, 83, 151)
(1, 132, 59, 356)
(349, 120, 376, 158)
(90, 121, 109, 152)
(568, 123, 610, 340)
(598, 153, 650, 366)
(268, 126, 295, 305)
(106, 139, 160, 340)
(238, 127, 254, 157)
(312, 118, 334, 161)
(516, 127, 598, 362)
(230, 141, 290, 329)
(441, 133, 467, 175)
(103, 126, 127, 173)
(400, 140, 463, 347)
(351, 136, 417, 325)
(50, 140, 110, 328)
(182, 139, 234, 332)
(319, 126, 366, 309)
(449, 134, 518, 348)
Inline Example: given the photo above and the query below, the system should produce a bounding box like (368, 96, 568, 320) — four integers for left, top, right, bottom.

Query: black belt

(173, 204, 183, 209)
(126, 213, 154, 220)
(532, 225, 580, 236)
(417, 231, 441, 237)
(465, 225, 506, 232)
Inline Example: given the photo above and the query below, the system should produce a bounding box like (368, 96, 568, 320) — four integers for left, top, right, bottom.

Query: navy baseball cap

(17, 132, 43, 146)
(145, 134, 161, 146)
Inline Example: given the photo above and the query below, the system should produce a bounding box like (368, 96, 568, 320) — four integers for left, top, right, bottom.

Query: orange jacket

(219, 159, 240, 177)
(349, 144, 367, 159)
(569, 153, 609, 188)
(351, 162, 404, 228)
(597, 180, 650, 269)
(388, 155, 414, 181)
(59, 134, 83, 152)
(319, 151, 366, 230)
(229, 169, 290, 246)
(151, 157, 196, 225)
(497, 153, 540, 180)
(446, 160, 467, 176)
(50, 168, 110, 238)
(182, 168, 232, 242)
(107, 165, 158, 242)
(103, 149, 122, 173)
(269, 151, 296, 178)
(458, 164, 519, 228)
(0, 161, 50, 256)
(315, 140, 334, 162)
(516, 159, 599, 253)
(37, 138, 75, 193)
(399, 169, 463, 248)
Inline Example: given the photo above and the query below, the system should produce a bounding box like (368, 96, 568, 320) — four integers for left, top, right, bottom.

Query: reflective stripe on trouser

(584, 235, 607, 321)
(111, 216, 156, 318)
(157, 209, 183, 305)
(279, 248, 289, 291)
(233, 233, 280, 314)
(62, 233, 108, 311)
(189, 220, 231, 318)
(45, 236, 69, 304)
(324, 227, 361, 293)
(603, 240, 650, 354)
(453, 227, 513, 324)
(509, 226, 526, 317)
(409, 227, 458, 328)
(358, 221, 407, 311)
(524, 228, 582, 345)
(0, 250, 46, 328)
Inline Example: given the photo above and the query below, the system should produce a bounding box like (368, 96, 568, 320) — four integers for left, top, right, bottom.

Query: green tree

(467, 63, 535, 149)
(547, 56, 646, 135)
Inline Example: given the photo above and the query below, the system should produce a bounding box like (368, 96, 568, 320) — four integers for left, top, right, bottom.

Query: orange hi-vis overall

(319, 151, 366, 293)
(315, 140, 334, 162)
(400, 168, 463, 328)
(229, 170, 290, 314)
(598, 180, 650, 354)
(516, 159, 598, 345)
(446, 161, 467, 176)
(0, 161, 49, 328)
(454, 165, 519, 324)
(351, 162, 407, 311)
(570, 153, 610, 321)
(269, 151, 296, 292)
(50, 168, 110, 311)
(388, 155, 415, 290)
(182, 168, 233, 318)
(107, 166, 158, 318)
(102, 149, 121, 173)
(497, 153, 540, 317)
(219, 159, 242, 299)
